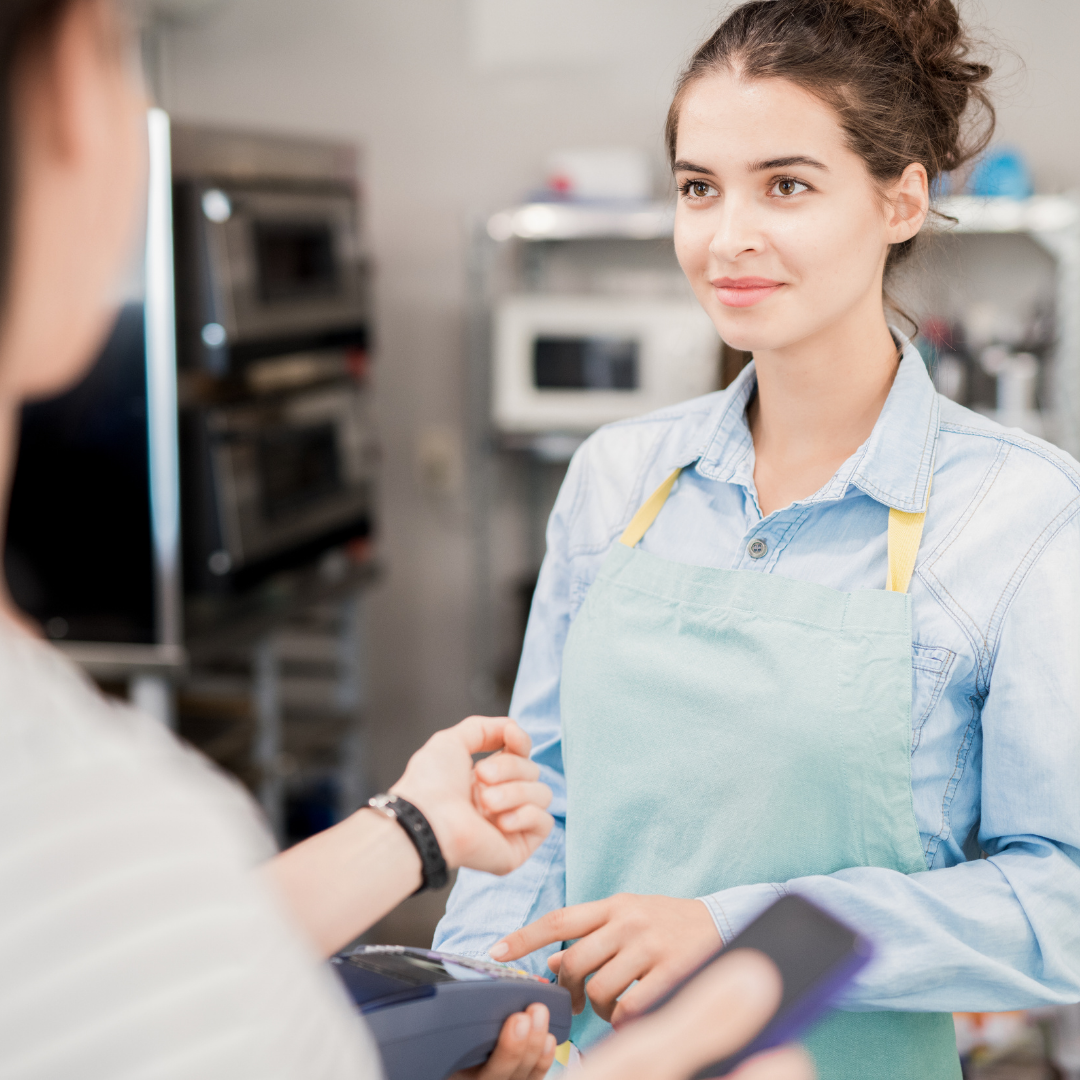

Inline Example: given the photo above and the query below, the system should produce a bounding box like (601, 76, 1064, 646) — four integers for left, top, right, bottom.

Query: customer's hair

(666, 0, 995, 269)
(0, 0, 80, 320)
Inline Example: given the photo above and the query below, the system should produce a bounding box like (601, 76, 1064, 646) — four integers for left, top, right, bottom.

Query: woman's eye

(683, 180, 718, 199)
(771, 178, 809, 197)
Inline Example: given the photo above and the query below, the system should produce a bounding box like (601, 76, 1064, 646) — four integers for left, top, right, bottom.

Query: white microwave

(492, 295, 721, 434)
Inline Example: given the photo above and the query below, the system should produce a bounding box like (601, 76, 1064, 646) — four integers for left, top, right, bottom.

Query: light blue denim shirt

(436, 341, 1080, 1013)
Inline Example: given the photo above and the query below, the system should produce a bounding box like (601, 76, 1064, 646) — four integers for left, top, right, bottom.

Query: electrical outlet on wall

(415, 425, 465, 499)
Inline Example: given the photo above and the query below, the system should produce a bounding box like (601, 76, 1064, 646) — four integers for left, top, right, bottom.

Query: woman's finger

(491, 899, 612, 961)
(584, 945, 652, 1022)
(555, 924, 624, 1015)
(481, 780, 552, 815)
(609, 958, 696, 1028)
(731, 1046, 815, 1080)
(475, 752, 541, 785)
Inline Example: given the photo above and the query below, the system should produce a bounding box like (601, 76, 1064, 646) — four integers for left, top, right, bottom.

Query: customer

(0, 2, 811, 1079)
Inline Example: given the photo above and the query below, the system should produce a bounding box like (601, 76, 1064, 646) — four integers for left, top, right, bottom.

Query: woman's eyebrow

(749, 155, 829, 172)
(672, 160, 715, 175)
(673, 155, 829, 175)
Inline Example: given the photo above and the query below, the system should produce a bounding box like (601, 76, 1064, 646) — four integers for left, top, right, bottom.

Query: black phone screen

(728, 895, 862, 1016)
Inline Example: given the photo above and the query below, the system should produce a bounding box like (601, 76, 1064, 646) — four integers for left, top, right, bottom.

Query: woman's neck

(747, 308, 900, 518)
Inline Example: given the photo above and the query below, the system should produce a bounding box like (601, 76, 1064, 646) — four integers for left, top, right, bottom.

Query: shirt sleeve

(433, 447, 586, 964)
(700, 513, 1080, 1013)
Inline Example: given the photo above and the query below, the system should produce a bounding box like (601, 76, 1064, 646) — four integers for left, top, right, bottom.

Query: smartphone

(644, 894, 872, 1078)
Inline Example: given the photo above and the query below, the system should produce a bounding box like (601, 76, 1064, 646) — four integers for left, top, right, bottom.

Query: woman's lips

(711, 277, 784, 308)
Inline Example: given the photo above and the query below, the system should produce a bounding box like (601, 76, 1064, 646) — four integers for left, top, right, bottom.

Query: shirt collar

(679, 335, 939, 513)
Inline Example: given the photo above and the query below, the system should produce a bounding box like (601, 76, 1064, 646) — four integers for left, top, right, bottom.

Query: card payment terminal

(332, 945, 572, 1080)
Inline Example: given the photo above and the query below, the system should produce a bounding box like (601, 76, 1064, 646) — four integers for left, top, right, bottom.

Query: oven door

(204, 381, 376, 575)
(204, 186, 369, 346)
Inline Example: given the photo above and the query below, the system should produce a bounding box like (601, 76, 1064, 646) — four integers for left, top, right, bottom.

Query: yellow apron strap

(886, 479, 932, 594)
(619, 468, 682, 547)
(619, 466, 930, 592)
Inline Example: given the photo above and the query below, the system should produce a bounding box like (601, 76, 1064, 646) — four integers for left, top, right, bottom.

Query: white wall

(157, 0, 1080, 941)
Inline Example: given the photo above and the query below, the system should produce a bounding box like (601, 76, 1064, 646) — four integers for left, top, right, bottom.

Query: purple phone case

(698, 938, 873, 1078)
(633, 896, 874, 1080)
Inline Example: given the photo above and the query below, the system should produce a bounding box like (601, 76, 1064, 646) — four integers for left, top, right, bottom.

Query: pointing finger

(490, 899, 611, 961)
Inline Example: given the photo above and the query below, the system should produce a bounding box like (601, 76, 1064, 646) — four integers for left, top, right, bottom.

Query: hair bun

(844, 0, 993, 172)
(853, 0, 992, 87)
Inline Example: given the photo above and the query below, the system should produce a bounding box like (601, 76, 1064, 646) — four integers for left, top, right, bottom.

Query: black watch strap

(367, 794, 449, 893)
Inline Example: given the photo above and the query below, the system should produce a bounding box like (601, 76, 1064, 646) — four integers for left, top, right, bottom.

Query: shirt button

(747, 538, 768, 559)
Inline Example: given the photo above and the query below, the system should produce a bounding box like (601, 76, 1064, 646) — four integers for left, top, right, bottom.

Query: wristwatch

(367, 793, 449, 893)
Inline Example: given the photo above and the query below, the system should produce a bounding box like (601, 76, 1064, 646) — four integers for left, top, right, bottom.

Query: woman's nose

(707, 196, 765, 263)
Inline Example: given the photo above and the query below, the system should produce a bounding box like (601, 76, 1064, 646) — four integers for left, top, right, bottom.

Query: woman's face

(0, 0, 147, 402)
(672, 70, 924, 355)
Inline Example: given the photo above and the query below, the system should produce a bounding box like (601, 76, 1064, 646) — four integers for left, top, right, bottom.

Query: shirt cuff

(697, 882, 788, 945)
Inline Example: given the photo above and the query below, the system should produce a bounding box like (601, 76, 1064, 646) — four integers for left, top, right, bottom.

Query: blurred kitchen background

(4, 2, 1080, 1076)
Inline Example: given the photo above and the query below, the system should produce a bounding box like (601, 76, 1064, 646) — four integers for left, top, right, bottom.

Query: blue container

(967, 146, 1033, 199)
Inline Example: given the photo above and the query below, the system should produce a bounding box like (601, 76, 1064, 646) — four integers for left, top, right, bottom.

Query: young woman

(0, 2, 814, 1079)
(436, 1, 1080, 1077)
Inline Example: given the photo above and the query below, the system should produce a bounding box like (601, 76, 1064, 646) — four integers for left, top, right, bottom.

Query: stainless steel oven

(172, 125, 378, 595)
(172, 124, 371, 375)
(182, 377, 377, 592)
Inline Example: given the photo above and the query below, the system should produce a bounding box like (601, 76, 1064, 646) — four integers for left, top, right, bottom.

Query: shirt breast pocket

(911, 643, 956, 753)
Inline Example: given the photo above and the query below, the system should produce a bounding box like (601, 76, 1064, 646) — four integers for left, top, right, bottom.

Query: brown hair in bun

(666, 0, 995, 269)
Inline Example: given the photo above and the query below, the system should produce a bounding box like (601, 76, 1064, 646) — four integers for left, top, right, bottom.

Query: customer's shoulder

(0, 627, 272, 857)
(0, 628, 139, 779)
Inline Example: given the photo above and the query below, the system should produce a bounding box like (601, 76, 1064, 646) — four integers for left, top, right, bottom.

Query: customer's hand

(451, 1004, 557, 1080)
(490, 893, 720, 1025)
(453, 949, 811, 1080)
(581, 949, 814, 1080)
(391, 715, 553, 875)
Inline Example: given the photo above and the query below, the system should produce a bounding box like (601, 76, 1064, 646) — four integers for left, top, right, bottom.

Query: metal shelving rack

(934, 195, 1080, 457)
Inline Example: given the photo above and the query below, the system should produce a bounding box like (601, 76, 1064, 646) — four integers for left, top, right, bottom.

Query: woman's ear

(885, 162, 930, 244)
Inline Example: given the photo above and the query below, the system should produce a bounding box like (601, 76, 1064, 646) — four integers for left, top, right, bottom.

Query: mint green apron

(559, 468, 959, 1080)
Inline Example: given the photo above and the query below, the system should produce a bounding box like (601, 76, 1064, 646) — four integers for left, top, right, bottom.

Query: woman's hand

(450, 1004, 557, 1080)
(490, 893, 721, 1026)
(581, 949, 813, 1080)
(391, 715, 554, 874)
